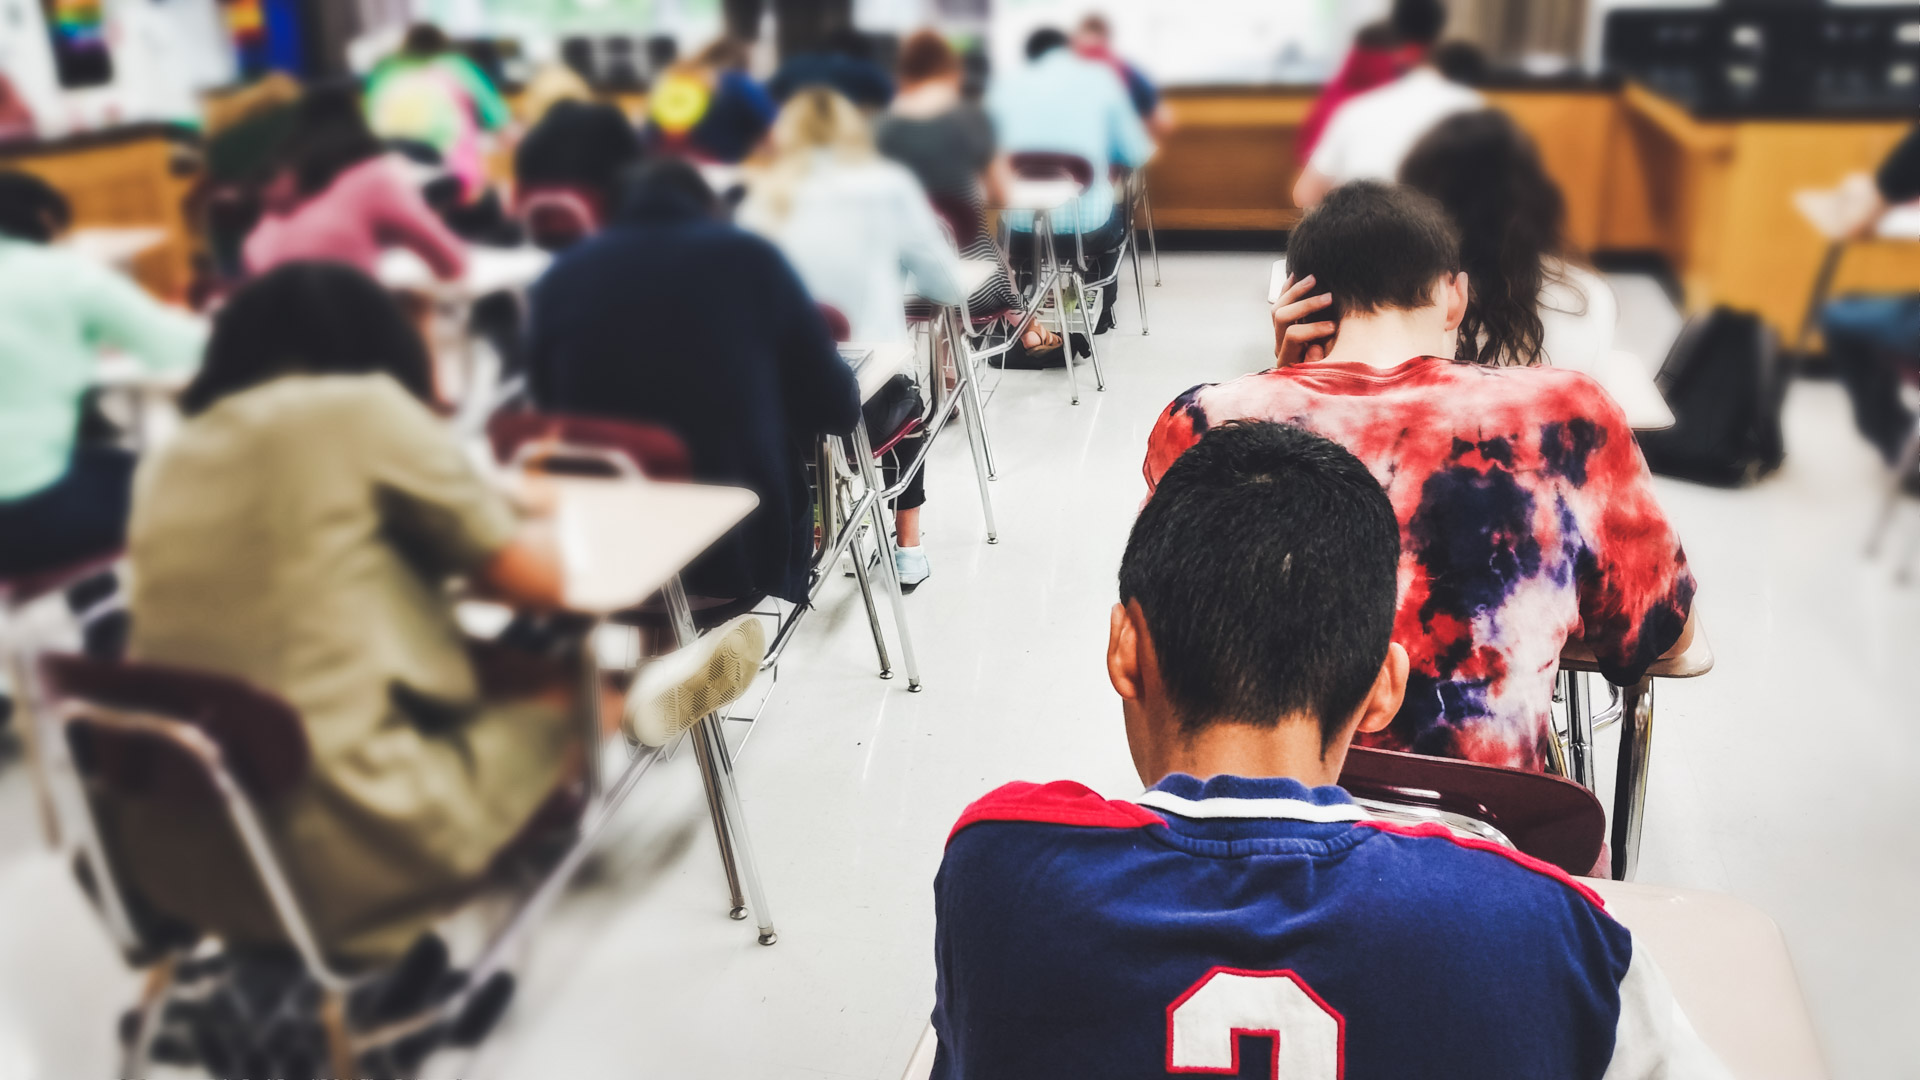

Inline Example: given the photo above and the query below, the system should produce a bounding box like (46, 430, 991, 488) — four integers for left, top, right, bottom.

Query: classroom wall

(0, 0, 233, 136)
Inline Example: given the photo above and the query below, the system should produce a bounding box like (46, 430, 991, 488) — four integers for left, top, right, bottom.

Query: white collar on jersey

(1135, 789, 1367, 823)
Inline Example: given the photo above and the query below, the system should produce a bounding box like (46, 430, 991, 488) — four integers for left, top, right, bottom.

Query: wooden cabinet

(1148, 83, 1920, 340)
(0, 125, 202, 300)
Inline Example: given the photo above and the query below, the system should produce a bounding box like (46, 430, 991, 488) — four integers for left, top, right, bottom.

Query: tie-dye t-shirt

(1144, 356, 1695, 771)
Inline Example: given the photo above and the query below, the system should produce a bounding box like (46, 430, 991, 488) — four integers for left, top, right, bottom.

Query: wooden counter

(1149, 83, 1919, 340)
(0, 125, 202, 301)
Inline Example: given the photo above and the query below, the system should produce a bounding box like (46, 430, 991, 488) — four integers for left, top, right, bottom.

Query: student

(242, 85, 467, 281)
(120, 262, 763, 963)
(0, 172, 204, 579)
(767, 25, 895, 109)
(1295, 0, 1444, 165)
(513, 98, 646, 228)
(1400, 108, 1613, 371)
(876, 30, 1037, 352)
(528, 159, 861, 605)
(739, 87, 964, 588)
(934, 420, 1729, 1079)
(364, 23, 511, 202)
(1292, 25, 1482, 209)
(1144, 183, 1695, 772)
(645, 37, 778, 165)
(1070, 14, 1173, 140)
(986, 27, 1154, 333)
(1818, 124, 1920, 464)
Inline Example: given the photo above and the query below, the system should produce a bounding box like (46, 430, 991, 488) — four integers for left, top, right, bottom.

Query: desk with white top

(62, 226, 169, 271)
(377, 245, 552, 296)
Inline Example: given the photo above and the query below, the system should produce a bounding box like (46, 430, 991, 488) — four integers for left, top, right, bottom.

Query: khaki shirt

(123, 373, 570, 962)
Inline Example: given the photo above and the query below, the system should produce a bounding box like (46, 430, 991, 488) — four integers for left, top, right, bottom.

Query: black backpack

(1637, 307, 1789, 486)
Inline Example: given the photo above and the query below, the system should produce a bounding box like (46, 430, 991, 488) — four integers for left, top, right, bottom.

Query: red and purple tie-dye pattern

(1144, 356, 1695, 772)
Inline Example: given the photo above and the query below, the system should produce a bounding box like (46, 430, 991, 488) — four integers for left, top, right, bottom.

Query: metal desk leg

(574, 628, 605, 807)
(1038, 213, 1081, 405)
(1611, 678, 1655, 881)
(850, 423, 924, 691)
(1141, 176, 1162, 286)
(949, 312, 1000, 544)
(666, 576, 778, 942)
(1564, 670, 1596, 792)
(822, 439, 892, 678)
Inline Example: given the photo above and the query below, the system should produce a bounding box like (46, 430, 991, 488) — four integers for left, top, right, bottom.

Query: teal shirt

(986, 49, 1154, 235)
(0, 238, 205, 499)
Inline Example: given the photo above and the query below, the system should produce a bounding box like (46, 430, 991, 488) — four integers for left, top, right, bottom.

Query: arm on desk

(475, 522, 567, 610)
(367, 158, 468, 282)
(75, 255, 205, 373)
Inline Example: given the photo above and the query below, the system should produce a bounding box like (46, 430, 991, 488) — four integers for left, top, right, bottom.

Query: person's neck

(1150, 715, 1349, 789)
(891, 80, 960, 118)
(1318, 307, 1452, 370)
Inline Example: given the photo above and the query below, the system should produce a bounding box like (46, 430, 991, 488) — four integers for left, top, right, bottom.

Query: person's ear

(1355, 642, 1410, 734)
(1441, 271, 1469, 333)
(1107, 601, 1145, 703)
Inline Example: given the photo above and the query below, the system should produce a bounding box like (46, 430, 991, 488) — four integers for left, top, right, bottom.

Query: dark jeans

(1824, 294, 1920, 463)
(0, 446, 135, 579)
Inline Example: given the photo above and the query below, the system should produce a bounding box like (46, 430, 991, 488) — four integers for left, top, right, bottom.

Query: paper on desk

(1791, 173, 1920, 241)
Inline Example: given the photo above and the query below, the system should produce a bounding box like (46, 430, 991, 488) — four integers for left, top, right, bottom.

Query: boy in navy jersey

(931, 421, 1728, 1079)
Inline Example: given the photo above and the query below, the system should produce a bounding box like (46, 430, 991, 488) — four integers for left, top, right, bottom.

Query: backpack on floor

(1637, 306, 1789, 486)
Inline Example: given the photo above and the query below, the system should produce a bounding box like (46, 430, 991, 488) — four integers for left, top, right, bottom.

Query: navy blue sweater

(527, 191, 858, 603)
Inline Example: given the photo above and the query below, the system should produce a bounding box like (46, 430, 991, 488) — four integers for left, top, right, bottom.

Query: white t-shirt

(1307, 68, 1485, 185)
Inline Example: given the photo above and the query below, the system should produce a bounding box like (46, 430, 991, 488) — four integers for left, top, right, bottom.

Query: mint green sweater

(0, 238, 205, 500)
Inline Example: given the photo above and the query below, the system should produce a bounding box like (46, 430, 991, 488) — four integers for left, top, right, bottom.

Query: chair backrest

(1010, 151, 1095, 191)
(40, 654, 311, 808)
(0, 551, 122, 609)
(1339, 746, 1606, 876)
(817, 303, 852, 343)
(927, 191, 985, 248)
(486, 411, 694, 481)
(517, 185, 602, 252)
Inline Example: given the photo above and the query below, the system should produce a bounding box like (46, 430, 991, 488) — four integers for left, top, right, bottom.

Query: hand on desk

(475, 521, 567, 611)
(1271, 274, 1335, 368)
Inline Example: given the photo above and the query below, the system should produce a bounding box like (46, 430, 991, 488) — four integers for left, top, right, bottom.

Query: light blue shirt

(986, 49, 1154, 235)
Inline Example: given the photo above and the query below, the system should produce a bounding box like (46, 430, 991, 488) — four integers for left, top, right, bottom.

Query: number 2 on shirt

(1166, 967, 1345, 1076)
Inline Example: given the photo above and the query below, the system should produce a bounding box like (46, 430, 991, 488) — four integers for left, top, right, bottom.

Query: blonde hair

(752, 87, 874, 222)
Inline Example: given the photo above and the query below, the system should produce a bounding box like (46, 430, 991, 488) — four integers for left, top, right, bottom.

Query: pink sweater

(243, 156, 468, 281)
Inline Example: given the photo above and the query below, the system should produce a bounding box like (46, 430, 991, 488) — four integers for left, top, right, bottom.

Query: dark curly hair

(1400, 109, 1572, 368)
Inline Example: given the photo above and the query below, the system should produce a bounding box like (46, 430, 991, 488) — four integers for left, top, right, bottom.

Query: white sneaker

(894, 546, 930, 591)
(623, 614, 766, 747)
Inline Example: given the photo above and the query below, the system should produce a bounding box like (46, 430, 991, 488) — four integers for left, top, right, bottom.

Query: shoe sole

(625, 615, 766, 747)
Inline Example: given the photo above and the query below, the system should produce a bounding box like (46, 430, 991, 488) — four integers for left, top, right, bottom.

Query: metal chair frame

(1003, 155, 1108, 405)
(1552, 618, 1714, 880)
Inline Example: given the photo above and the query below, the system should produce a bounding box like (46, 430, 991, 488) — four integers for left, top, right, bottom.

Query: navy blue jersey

(931, 773, 1726, 1079)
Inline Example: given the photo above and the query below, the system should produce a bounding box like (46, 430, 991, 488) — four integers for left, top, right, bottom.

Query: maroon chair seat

(0, 552, 124, 609)
(1009, 151, 1095, 191)
(516, 185, 602, 252)
(1339, 745, 1606, 876)
(486, 412, 693, 481)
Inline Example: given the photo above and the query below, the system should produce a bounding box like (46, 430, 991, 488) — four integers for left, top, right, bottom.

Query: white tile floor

(0, 253, 1915, 1079)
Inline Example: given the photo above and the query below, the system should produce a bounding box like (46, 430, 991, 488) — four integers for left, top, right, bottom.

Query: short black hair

(619, 156, 717, 220)
(182, 263, 434, 416)
(1431, 40, 1488, 85)
(1025, 28, 1069, 60)
(1390, 0, 1447, 46)
(1121, 421, 1401, 747)
(0, 170, 71, 242)
(1285, 180, 1460, 323)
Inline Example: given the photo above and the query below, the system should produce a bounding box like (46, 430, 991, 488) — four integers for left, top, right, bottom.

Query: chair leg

(693, 713, 777, 943)
(945, 314, 997, 480)
(1129, 225, 1150, 335)
(1141, 180, 1162, 286)
(321, 988, 356, 1080)
(1610, 678, 1655, 881)
(1865, 419, 1920, 557)
(119, 956, 177, 1079)
(1565, 671, 1597, 791)
(1076, 277, 1107, 392)
(846, 519, 895, 679)
(958, 349, 1000, 544)
(852, 424, 923, 691)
